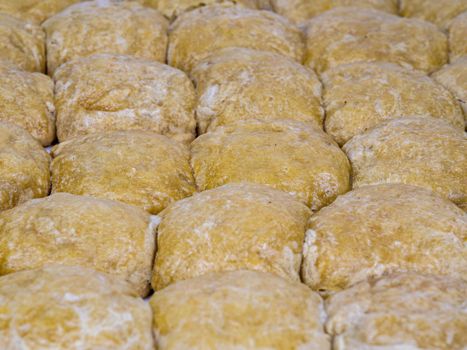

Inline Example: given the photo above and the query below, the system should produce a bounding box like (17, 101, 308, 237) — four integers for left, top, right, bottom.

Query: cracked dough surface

(153, 183, 311, 290)
(54, 54, 196, 144)
(192, 48, 323, 133)
(0, 0, 82, 24)
(0, 265, 154, 350)
(150, 270, 330, 350)
(302, 184, 467, 294)
(448, 11, 467, 62)
(51, 131, 196, 214)
(0, 192, 156, 296)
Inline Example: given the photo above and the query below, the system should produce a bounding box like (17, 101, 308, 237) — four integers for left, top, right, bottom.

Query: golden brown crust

(448, 11, 467, 62)
(0, 0, 82, 24)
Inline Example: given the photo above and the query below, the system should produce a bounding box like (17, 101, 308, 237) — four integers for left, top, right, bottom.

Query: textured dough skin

(153, 183, 311, 290)
(51, 131, 196, 214)
(0, 14, 45, 72)
(0, 122, 50, 212)
(322, 62, 464, 145)
(0, 265, 154, 350)
(343, 117, 467, 208)
(326, 273, 467, 350)
(0, 193, 156, 297)
(304, 7, 448, 74)
(43, 1, 168, 76)
(192, 48, 323, 133)
(168, 4, 304, 73)
(191, 120, 350, 211)
(150, 270, 330, 350)
(0, 62, 55, 146)
(0, 0, 82, 24)
(54, 54, 196, 144)
(448, 12, 467, 62)
(302, 184, 467, 294)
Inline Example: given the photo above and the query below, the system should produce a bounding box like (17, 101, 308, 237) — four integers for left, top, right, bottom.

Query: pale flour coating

(0, 0, 82, 24)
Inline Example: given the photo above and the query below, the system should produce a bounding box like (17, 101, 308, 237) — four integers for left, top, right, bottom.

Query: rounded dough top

(192, 47, 323, 133)
(150, 270, 330, 350)
(0, 265, 154, 350)
(448, 11, 467, 62)
(304, 7, 448, 74)
(0, 0, 82, 24)
(168, 4, 304, 72)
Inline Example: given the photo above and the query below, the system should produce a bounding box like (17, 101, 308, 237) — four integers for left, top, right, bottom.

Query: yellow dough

(54, 54, 196, 144)
(0, 14, 45, 72)
(343, 117, 467, 208)
(150, 270, 330, 350)
(302, 184, 467, 294)
(43, 0, 168, 75)
(0, 0, 82, 24)
(448, 11, 467, 62)
(168, 4, 304, 73)
(0, 121, 50, 212)
(51, 131, 196, 214)
(0, 265, 154, 349)
(304, 7, 448, 74)
(322, 62, 464, 145)
(191, 120, 350, 211)
(0, 193, 156, 296)
(152, 183, 311, 290)
(326, 273, 467, 350)
(191, 48, 323, 133)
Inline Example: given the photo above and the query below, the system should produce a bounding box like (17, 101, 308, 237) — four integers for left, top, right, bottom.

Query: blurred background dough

(0, 0, 82, 24)
(448, 11, 467, 62)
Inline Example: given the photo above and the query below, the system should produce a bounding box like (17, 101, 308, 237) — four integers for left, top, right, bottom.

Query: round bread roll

(326, 273, 467, 350)
(302, 184, 467, 294)
(192, 48, 323, 133)
(168, 4, 304, 73)
(43, 0, 168, 76)
(153, 183, 311, 290)
(150, 270, 330, 350)
(0, 121, 50, 212)
(343, 117, 467, 208)
(0, 0, 82, 24)
(304, 7, 448, 74)
(322, 62, 464, 145)
(51, 131, 196, 214)
(0, 14, 45, 72)
(0, 192, 157, 296)
(448, 11, 467, 62)
(54, 54, 196, 144)
(0, 62, 55, 146)
(0, 265, 153, 349)
(191, 120, 350, 211)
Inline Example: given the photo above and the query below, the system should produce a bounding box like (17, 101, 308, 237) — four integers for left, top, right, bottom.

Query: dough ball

(54, 54, 196, 144)
(0, 14, 45, 72)
(0, 265, 153, 349)
(0, 62, 55, 146)
(51, 131, 196, 214)
(304, 7, 448, 74)
(192, 48, 323, 133)
(0, 192, 156, 296)
(326, 273, 467, 350)
(168, 4, 304, 73)
(302, 184, 467, 294)
(191, 119, 350, 211)
(153, 183, 311, 290)
(343, 117, 467, 208)
(0, 0, 82, 24)
(448, 11, 467, 62)
(322, 62, 464, 145)
(0, 121, 50, 212)
(43, 0, 168, 75)
(150, 270, 330, 350)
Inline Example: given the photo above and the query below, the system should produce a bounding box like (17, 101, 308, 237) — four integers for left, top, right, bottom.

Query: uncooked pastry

(168, 4, 304, 72)
(54, 54, 196, 144)
(0, 192, 156, 296)
(192, 48, 323, 133)
(304, 7, 448, 74)
(42, 0, 168, 75)
(191, 119, 350, 211)
(152, 183, 311, 290)
(343, 117, 467, 208)
(448, 11, 467, 62)
(0, 0, 82, 24)
(302, 184, 467, 293)
(150, 270, 330, 350)
(51, 131, 196, 214)
(0, 121, 50, 212)
(326, 272, 467, 350)
(322, 61, 464, 145)
(0, 265, 154, 349)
